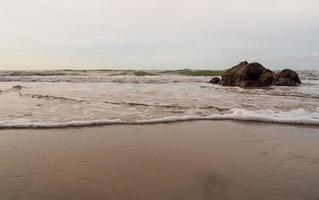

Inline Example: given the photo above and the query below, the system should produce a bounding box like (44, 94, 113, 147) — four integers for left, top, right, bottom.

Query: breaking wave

(0, 109, 318, 129)
(0, 70, 318, 129)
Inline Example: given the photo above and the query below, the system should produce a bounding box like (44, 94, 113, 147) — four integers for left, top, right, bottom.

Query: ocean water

(0, 70, 319, 128)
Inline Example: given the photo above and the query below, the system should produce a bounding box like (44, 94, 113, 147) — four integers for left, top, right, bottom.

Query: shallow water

(0, 121, 318, 200)
(0, 70, 319, 127)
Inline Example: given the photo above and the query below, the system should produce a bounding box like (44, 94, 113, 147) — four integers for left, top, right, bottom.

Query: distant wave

(0, 75, 210, 83)
(0, 70, 317, 83)
(1, 109, 318, 129)
(0, 69, 224, 77)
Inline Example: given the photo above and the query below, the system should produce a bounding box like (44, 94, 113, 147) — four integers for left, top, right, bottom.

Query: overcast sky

(0, 0, 318, 70)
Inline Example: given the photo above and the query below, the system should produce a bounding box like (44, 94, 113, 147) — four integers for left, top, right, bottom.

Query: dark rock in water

(12, 85, 23, 90)
(273, 69, 301, 86)
(209, 77, 221, 85)
(221, 61, 274, 87)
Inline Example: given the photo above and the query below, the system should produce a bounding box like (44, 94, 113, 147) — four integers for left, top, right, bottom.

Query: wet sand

(0, 121, 319, 200)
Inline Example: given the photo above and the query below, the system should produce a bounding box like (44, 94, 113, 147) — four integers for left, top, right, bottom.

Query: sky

(0, 0, 318, 70)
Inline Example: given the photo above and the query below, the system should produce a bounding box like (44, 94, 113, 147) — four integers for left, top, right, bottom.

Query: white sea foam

(0, 109, 318, 129)
(0, 70, 318, 129)
(214, 108, 319, 125)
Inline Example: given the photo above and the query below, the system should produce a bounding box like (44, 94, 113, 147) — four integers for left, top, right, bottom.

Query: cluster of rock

(209, 61, 301, 87)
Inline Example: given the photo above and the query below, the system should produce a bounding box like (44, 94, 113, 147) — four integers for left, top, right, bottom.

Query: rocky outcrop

(209, 61, 302, 87)
(221, 61, 274, 87)
(209, 77, 221, 85)
(273, 69, 302, 86)
(12, 85, 23, 90)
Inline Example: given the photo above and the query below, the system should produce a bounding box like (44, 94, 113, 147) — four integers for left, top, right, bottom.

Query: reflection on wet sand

(0, 121, 319, 200)
(201, 171, 230, 200)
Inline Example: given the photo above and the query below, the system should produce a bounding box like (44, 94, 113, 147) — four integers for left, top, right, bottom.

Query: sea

(0, 69, 318, 128)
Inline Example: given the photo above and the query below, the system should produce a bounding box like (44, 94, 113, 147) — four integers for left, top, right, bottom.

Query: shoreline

(1, 118, 319, 130)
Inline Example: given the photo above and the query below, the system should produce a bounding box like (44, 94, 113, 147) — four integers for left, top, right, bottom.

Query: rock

(273, 69, 301, 86)
(209, 77, 221, 84)
(12, 85, 23, 90)
(221, 61, 274, 87)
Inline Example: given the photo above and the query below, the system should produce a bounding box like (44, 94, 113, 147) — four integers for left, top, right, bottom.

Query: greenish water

(160, 69, 224, 76)
(0, 69, 224, 77)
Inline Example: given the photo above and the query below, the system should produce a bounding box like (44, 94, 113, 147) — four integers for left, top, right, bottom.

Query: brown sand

(0, 121, 318, 200)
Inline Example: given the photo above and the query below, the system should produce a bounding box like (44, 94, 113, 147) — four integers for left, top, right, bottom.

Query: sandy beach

(2, 0, 319, 199)
(0, 121, 318, 200)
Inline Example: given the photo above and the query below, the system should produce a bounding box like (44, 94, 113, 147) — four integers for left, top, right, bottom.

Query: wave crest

(1, 109, 318, 129)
